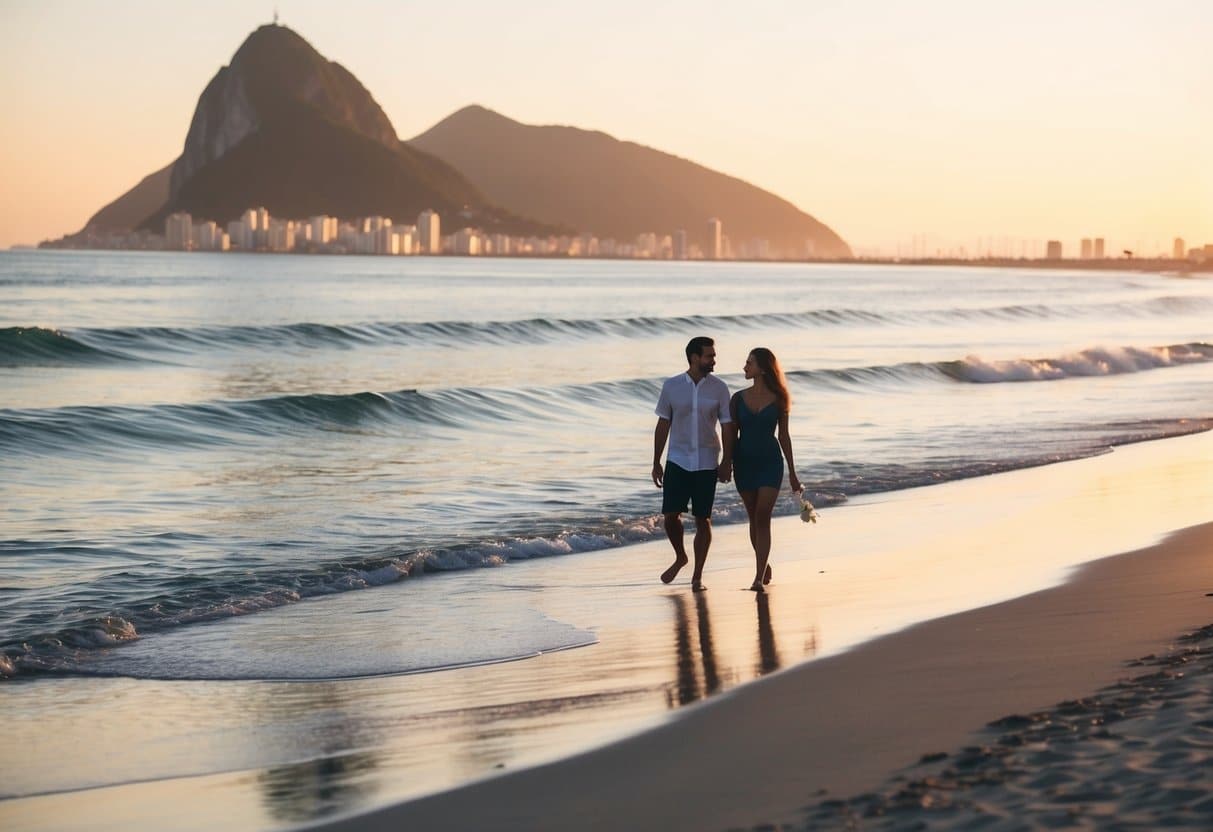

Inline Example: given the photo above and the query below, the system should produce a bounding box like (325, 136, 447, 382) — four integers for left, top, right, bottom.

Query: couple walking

(651, 336, 801, 592)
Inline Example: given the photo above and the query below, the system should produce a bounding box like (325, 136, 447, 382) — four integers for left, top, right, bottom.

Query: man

(652, 336, 734, 591)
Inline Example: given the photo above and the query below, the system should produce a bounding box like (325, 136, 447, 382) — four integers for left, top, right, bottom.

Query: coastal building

(706, 218, 722, 260)
(1174, 238, 1185, 260)
(226, 220, 246, 250)
(673, 229, 688, 260)
(418, 210, 441, 254)
(635, 232, 658, 258)
(165, 212, 193, 250)
(374, 225, 397, 255)
(309, 216, 337, 245)
(255, 207, 270, 249)
(452, 227, 481, 255)
(1046, 240, 1063, 259)
(195, 220, 227, 251)
(1080, 238, 1093, 259)
(393, 224, 417, 255)
(1093, 237, 1105, 258)
(267, 219, 295, 252)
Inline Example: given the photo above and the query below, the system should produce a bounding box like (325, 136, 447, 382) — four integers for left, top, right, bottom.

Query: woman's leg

(749, 486, 780, 590)
(738, 489, 758, 552)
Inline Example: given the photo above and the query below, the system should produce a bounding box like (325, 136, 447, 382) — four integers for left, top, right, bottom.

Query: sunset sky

(1, 0, 1209, 255)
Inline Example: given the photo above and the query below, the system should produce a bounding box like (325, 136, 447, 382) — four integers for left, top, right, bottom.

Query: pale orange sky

(1, 0, 1209, 255)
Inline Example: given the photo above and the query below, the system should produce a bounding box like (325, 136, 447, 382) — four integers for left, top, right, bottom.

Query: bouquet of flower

(796, 488, 820, 524)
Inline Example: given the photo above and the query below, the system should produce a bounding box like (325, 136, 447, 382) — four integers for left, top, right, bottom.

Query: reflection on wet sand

(252, 684, 382, 824)
(755, 592, 781, 675)
(668, 593, 722, 706)
(666, 590, 817, 709)
(258, 751, 378, 824)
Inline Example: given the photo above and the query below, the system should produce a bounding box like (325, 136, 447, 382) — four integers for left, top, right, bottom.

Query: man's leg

(660, 464, 692, 583)
(687, 467, 718, 590)
(661, 511, 688, 583)
(690, 515, 711, 590)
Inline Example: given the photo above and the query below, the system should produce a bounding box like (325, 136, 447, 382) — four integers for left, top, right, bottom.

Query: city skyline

(2, 0, 1210, 254)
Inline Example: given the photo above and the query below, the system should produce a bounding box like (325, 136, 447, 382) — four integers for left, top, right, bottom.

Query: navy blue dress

(732, 392, 783, 491)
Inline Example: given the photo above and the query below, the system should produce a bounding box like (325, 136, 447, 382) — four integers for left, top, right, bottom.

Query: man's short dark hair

(686, 336, 714, 363)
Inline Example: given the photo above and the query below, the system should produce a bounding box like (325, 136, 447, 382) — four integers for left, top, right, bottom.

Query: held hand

(652, 462, 664, 488)
(717, 460, 732, 483)
(789, 472, 802, 493)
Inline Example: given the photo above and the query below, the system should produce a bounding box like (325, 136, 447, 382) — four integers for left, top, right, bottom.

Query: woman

(724, 348, 801, 591)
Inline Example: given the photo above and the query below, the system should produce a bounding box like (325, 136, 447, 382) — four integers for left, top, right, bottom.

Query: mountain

(84, 161, 172, 231)
(409, 105, 851, 258)
(138, 25, 540, 234)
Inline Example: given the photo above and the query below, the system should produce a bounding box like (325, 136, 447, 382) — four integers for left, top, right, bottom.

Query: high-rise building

(706, 218, 722, 260)
(418, 210, 441, 254)
(226, 220, 248, 250)
(1174, 238, 1186, 259)
(267, 219, 295, 252)
(1045, 240, 1063, 259)
(393, 224, 417, 255)
(255, 207, 270, 250)
(165, 212, 193, 250)
(673, 229, 688, 260)
(309, 216, 336, 246)
(374, 226, 398, 255)
(453, 227, 481, 255)
(1093, 238, 1105, 259)
(196, 220, 221, 251)
(1080, 238, 1093, 259)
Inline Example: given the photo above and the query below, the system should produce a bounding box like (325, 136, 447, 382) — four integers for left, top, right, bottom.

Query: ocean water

(2, 250, 1211, 681)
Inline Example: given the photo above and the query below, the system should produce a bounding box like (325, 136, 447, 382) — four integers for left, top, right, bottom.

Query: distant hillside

(140, 25, 546, 233)
(409, 105, 851, 258)
(35, 24, 540, 238)
(85, 161, 172, 231)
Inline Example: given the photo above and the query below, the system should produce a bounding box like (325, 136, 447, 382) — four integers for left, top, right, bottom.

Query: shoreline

(298, 429, 1213, 832)
(2, 430, 1211, 832)
(18, 245, 1211, 275)
(310, 520, 1213, 832)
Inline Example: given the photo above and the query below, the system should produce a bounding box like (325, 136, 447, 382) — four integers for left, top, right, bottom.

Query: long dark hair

(751, 347, 791, 412)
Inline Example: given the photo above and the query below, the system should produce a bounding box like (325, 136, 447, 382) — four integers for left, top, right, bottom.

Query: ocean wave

(938, 343, 1213, 384)
(3, 343, 1209, 455)
(0, 518, 672, 679)
(0, 377, 665, 456)
(11, 295, 1210, 362)
(0, 326, 141, 367)
(785, 342, 1213, 390)
(4, 415, 1209, 681)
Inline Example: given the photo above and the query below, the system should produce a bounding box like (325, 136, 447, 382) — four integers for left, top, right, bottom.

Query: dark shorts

(662, 461, 718, 518)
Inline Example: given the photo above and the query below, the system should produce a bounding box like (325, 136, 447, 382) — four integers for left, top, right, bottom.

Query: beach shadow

(257, 750, 379, 823)
(755, 592, 782, 675)
(665, 588, 818, 709)
(666, 592, 721, 707)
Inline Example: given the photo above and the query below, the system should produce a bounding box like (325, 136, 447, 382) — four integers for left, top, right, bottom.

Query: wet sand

(311, 453, 1213, 831)
(3, 432, 1211, 831)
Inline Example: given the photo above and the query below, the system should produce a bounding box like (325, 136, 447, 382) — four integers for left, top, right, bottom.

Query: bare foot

(691, 581, 707, 592)
(763, 563, 773, 585)
(749, 581, 765, 592)
(661, 556, 688, 584)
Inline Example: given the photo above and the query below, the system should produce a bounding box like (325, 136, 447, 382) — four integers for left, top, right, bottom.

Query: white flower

(796, 490, 820, 524)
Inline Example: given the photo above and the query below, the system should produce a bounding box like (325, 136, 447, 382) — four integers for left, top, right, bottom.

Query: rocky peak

(170, 24, 399, 197)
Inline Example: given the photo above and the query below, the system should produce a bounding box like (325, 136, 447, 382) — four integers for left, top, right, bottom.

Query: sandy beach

(308, 433, 1213, 832)
(3, 430, 1211, 831)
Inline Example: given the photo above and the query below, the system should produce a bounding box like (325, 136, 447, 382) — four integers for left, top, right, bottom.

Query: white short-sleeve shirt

(655, 372, 732, 472)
